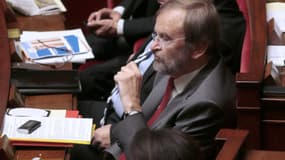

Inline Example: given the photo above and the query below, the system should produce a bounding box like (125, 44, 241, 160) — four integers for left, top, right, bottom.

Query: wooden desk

(0, 2, 76, 159)
(9, 63, 78, 109)
(0, 0, 11, 127)
(24, 94, 77, 109)
(15, 14, 65, 31)
(11, 14, 75, 160)
(15, 147, 66, 160)
(6, 12, 76, 110)
(244, 150, 285, 160)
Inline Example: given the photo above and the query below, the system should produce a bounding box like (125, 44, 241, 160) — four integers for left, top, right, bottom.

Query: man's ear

(191, 43, 208, 59)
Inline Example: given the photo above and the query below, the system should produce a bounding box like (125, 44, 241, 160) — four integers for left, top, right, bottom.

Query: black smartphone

(17, 120, 41, 134)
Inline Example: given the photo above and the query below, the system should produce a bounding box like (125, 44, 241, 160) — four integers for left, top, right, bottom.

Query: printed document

(266, 2, 285, 38)
(16, 28, 94, 64)
(6, 0, 66, 16)
(267, 45, 285, 66)
(1, 114, 93, 144)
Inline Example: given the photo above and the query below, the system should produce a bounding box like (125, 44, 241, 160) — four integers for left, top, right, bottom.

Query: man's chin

(153, 63, 168, 74)
(153, 62, 161, 72)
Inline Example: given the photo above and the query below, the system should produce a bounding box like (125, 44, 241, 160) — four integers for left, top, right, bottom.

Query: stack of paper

(6, 0, 67, 16)
(267, 45, 285, 66)
(1, 108, 93, 145)
(266, 2, 285, 38)
(15, 28, 94, 64)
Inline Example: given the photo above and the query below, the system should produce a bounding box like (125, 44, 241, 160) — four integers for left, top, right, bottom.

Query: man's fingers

(96, 26, 110, 36)
(94, 20, 112, 36)
(88, 12, 96, 22)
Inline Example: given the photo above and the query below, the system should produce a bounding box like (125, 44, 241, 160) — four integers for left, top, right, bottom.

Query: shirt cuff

(117, 19, 125, 35)
(113, 6, 125, 15)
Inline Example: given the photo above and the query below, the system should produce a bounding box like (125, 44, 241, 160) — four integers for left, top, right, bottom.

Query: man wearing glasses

(78, 0, 244, 127)
(79, 0, 245, 101)
(71, 0, 235, 160)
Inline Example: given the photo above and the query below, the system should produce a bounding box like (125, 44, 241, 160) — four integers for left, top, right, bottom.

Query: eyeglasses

(151, 32, 185, 48)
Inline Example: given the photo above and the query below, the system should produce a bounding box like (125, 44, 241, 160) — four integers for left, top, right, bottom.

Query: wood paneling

(0, 0, 11, 127)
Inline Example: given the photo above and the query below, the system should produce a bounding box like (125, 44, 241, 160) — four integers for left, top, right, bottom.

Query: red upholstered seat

(133, 37, 147, 53)
(106, 0, 114, 8)
(127, 37, 148, 61)
(107, 0, 121, 8)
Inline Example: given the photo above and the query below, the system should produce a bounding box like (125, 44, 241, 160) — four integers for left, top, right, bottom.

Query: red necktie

(147, 77, 174, 126)
(119, 77, 174, 160)
(119, 153, 126, 160)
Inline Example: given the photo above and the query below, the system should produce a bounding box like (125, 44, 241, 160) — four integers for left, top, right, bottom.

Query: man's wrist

(113, 6, 125, 15)
(123, 110, 141, 119)
(116, 19, 124, 35)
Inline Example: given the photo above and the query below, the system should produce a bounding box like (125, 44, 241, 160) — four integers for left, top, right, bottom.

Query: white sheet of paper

(266, 3, 285, 38)
(267, 45, 285, 66)
(2, 114, 93, 144)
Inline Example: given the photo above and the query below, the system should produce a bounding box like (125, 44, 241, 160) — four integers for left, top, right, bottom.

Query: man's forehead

(156, 8, 186, 25)
(155, 9, 185, 34)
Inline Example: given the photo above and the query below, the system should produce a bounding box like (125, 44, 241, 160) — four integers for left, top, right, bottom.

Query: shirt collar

(173, 65, 205, 95)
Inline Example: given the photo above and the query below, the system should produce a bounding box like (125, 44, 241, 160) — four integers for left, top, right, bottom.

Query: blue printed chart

(17, 29, 94, 64)
(20, 35, 89, 60)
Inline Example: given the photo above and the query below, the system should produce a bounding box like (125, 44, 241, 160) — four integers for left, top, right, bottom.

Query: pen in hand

(110, 51, 152, 95)
(129, 51, 153, 65)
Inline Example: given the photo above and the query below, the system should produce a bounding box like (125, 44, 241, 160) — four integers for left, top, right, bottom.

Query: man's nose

(151, 40, 161, 53)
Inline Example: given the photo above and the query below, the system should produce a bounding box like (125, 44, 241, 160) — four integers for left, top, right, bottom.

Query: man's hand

(88, 8, 121, 22)
(114, 62, 142, 112)
(87, 8, 121, 37)
(91, 19, 118, 37)
(92, 124, 112, 149)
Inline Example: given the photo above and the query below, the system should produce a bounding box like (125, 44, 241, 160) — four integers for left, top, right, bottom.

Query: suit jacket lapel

(182, 57, 220, 99)
(142, 75, 169, 120)
(141, 62, 154, 84)
(150, 57, 220, 128)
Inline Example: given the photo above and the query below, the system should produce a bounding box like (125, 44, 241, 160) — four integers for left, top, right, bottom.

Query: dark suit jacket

(119, 0, 160, 44)
(84, 0, 159, 60)
(107, 57, 236, 159)
(214, 0, 246, 73)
